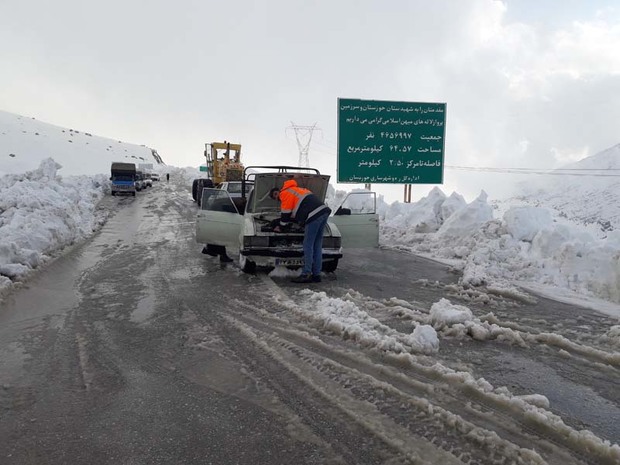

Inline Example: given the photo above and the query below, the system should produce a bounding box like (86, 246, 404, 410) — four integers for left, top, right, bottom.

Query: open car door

(329, 191, 379, 248)
(196, 188, 243, 251)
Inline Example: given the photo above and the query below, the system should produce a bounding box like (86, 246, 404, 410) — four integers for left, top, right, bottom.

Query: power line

(279, 139, 620, 177)
(448, 165, 620, 171)
(309, 146, 336, 157)
(446, 166, 620, 176)
(313, 139, 336, 150)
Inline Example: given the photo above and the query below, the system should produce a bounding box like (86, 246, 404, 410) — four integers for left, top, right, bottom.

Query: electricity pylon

(286, 122, 320, 167)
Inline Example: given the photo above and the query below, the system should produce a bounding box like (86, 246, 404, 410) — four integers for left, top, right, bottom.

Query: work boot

(312, 274, 322, 283)
(291, 273, 313, 283)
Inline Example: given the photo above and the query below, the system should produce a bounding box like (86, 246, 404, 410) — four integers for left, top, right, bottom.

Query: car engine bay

(255, 215, 304, 234)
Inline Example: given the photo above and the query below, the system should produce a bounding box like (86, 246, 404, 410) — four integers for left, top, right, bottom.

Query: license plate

(275, 258, 304, 266)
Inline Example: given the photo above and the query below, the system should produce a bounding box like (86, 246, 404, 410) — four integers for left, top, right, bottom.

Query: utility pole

(286, 122, 320, 167)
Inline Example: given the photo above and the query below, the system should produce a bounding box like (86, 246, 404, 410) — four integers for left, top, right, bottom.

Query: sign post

(337, 98, 446, 185)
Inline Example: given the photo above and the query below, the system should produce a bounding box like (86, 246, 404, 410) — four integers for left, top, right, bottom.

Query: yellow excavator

(204, 141, 244, 185)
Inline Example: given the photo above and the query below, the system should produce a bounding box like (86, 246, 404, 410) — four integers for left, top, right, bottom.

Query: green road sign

(337, 98, 446, 184)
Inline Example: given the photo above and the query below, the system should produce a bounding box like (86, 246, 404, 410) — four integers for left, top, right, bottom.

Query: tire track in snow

(222, 275, 619, 465)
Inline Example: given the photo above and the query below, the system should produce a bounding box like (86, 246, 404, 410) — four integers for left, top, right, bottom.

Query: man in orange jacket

(270, 179, 332, 283)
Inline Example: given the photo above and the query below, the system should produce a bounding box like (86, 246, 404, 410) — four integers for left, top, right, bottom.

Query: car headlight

(243, 236, 270, 248)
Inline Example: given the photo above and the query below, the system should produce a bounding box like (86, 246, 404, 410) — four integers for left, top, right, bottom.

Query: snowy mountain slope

(504, 144, 620, 235)
(0, 110, 163, 176)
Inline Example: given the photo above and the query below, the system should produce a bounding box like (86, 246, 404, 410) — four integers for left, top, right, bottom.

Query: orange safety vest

(279, 179, 311, 219)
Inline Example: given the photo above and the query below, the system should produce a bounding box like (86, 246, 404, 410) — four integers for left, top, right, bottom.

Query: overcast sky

(2, 0, 619, 202)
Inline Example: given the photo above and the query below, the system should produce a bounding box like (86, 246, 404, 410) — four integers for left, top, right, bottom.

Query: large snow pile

(381, 189, 620, 305)
(0, 158, 109, 292)
(382, 187, 463, 233)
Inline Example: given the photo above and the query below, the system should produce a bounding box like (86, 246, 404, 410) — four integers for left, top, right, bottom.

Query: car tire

(197, 179, 209, 206)
(197, 181, 203, 206)
(322, 259, 338, 272)
(196, 180, 203, 206)
(239, 254, 256, 274)
(132, 192, 136, 197)
(192, 179, 200, 201)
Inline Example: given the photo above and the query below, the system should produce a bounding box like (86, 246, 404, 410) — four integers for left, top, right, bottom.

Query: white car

(196, 166, 379, 273)
(134, 171, 146, 191)
(150, 173, 160, 182)
(216, 180, 253, 198)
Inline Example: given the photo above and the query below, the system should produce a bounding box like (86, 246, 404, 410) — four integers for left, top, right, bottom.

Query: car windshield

(226, 182, 244, 194)
(247, 173, 330, 213)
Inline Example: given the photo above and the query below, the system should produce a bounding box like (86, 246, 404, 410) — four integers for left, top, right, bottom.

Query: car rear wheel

(239, 254, 256, 274)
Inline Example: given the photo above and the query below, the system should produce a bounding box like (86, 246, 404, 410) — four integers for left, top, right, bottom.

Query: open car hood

(248, 172, 330, 213)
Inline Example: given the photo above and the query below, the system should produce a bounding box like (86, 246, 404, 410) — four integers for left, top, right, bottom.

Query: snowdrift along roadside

(2, 159, 620, 313)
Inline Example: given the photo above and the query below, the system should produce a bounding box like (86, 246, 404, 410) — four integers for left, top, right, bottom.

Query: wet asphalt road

(0, 177, 618, 465)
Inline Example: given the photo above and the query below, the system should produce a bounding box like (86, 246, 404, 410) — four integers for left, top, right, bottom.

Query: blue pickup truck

(110, 162, 137, 196)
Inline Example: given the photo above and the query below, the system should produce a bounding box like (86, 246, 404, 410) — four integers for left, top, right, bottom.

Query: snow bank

(504, 207, 553, 242)
(0, 158, 108, 291)
(382, 187, 620, 306)
(383, 186, 447, 233)
(437, 190, 494, 238)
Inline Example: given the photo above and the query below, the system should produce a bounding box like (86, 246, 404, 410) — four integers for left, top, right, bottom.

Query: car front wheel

(239, 253, 256, 274)
(322, 259, 338, 272)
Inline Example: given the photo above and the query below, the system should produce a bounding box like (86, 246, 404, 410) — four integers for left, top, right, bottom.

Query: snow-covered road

(0, 177, 618, 465)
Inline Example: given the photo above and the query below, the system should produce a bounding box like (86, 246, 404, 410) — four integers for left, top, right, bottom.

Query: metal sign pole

(404, 184, 412, 203)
